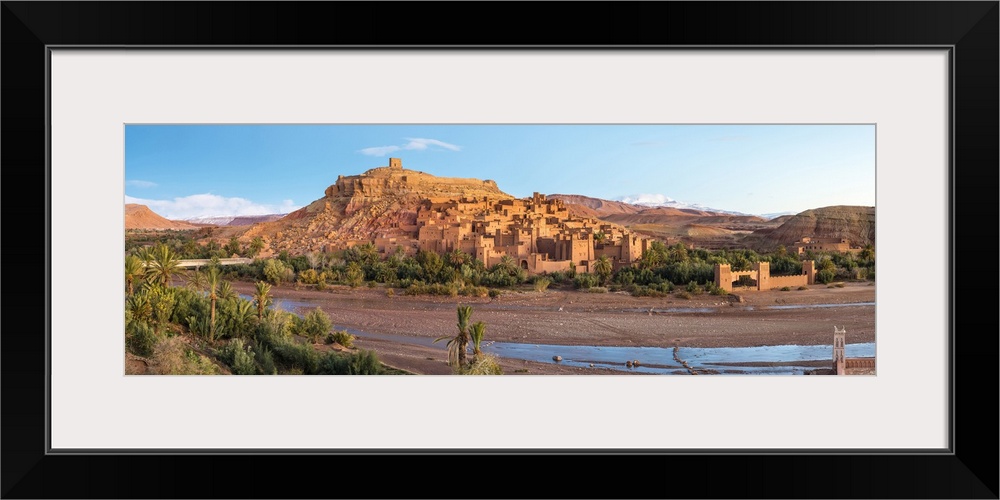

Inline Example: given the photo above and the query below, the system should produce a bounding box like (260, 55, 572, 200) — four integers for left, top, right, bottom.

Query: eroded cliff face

(235, 165, 514, 256)
(746, 205, 876, 251)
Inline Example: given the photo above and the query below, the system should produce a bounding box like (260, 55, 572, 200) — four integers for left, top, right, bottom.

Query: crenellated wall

(714, 260, 815, 291)
(768, 275, 809, 289)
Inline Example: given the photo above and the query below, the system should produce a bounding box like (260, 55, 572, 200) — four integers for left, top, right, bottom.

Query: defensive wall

(713, 260, 816, 291)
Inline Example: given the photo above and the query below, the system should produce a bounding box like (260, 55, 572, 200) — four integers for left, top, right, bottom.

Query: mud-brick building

(413, 192, 649, 275)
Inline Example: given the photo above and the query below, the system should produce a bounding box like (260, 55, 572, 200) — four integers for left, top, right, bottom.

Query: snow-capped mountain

(616, 194, 750, 216)
(182, 214, 286, 226)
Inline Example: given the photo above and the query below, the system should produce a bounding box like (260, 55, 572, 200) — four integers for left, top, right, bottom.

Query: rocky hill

(745, 205, 875, 251)
(125, 204, 200, 230)
(548, 194, 645, 216)
(234, 162, 514, 255)
(550, 194, 778, 249)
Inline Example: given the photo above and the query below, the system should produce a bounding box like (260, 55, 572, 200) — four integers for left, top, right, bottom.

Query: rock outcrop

(746, 205, 875, 251)
(234, 162, 515, 255)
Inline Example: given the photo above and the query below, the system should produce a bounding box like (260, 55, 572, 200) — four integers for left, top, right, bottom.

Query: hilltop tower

(833, 326, 846, 375)
(389, 158, 402, 170)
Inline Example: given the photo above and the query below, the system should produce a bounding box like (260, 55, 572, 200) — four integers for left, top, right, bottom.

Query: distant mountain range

(181, 214, 287, 226)
(614, 194, 750, 216)
(125, 163, 872, 253)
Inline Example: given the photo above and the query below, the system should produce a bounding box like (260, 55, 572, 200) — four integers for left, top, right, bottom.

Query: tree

(124, 254, 145, 297)
(247, 237, 265, 258)
(593, 231, 606, 246)
(435, 305, 472, 370)
(498, 255, 517, 274)
(252, 280, 272, 322)
(447, 248, 469, 269)
(147, 243, 182, 288)
(469, 321, 486, 361)
(205, 267, 222, 340)
(224, 237, 242, 257)
(859, 244, 875, 263)
(263, 258, 290, 285)
(594, 255, 613, 285)
(217, 280, 237, 302)
(345, 262, 364, 288)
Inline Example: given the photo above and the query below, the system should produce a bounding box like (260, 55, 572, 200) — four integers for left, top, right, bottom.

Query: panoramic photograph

(123, 124, 876, 376)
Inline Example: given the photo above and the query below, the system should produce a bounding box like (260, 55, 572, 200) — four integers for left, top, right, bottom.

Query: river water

(241, 293, 874, 375)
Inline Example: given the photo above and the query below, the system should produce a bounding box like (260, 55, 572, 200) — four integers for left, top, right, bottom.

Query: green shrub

(797, 285, 809, 290)
(347, 349, 382, 375)
(834, 282, 846, 288)
(126, 320, 159, 357)
(815, 268, 836, 284)
(294, 307, 333, 343)
(586, 286, 608, 293)
(533, 277, 552, 292)
(255, 345, 277, 375)
(326, 330, 355, 348)
(488, 289, 501, 298)
(573, 273, 598, 289)
(317, 349, 382, 375)
(676, 291, 692, 300)
(219, 338, 257, 375)
(465, 353, 503, 375)
(271, 341, 320, 374)
(263, 259, 294, 285)
(462, 285, 489, 297)
(780, 286, 791, 291)
(298, 268, 321, 285)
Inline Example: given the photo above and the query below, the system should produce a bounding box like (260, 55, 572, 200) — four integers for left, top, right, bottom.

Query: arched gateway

(713, 260, 816, 292)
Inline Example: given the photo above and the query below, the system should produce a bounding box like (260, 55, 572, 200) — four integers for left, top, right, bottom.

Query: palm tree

(147, 243, 182, 288)
(435, 305, 472, 369)
(124, 255, 145, 297)
(594, 255, 613, 285)
(248, 236, 265, 258)
(469, 321, 486, 361)
(447, 248, 468, 269)
(205, 267, 222, 340)
(217, 280, 237, 302)
(498, 255, 517, 274)
(186, 267, 208, 290)
(593, 231, 606, 246)
(252, 280, 273, 322)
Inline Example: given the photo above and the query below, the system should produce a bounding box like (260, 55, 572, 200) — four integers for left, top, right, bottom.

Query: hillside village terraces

(370, 192, 652, 275)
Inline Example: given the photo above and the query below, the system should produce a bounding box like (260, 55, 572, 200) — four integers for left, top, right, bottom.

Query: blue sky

(125, 124, 875, 219)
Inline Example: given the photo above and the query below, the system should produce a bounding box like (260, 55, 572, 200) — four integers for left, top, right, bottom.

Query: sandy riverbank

(228, 280, 876, 375)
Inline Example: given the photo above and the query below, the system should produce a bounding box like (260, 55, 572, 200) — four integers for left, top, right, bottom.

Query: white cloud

(126, 179, 157, 188)
(359, 137, 461, 156)
(359, 145, 401, 157)
(402, 138, 461, 151)
(125, 193, 301, 219)
(618, 193, 677, 206)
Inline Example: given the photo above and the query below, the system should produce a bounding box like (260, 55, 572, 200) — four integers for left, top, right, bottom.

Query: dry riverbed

(228, 281, 876, 375)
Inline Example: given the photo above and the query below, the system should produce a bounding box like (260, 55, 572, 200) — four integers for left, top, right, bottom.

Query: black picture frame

(3, 2, 997, 498)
